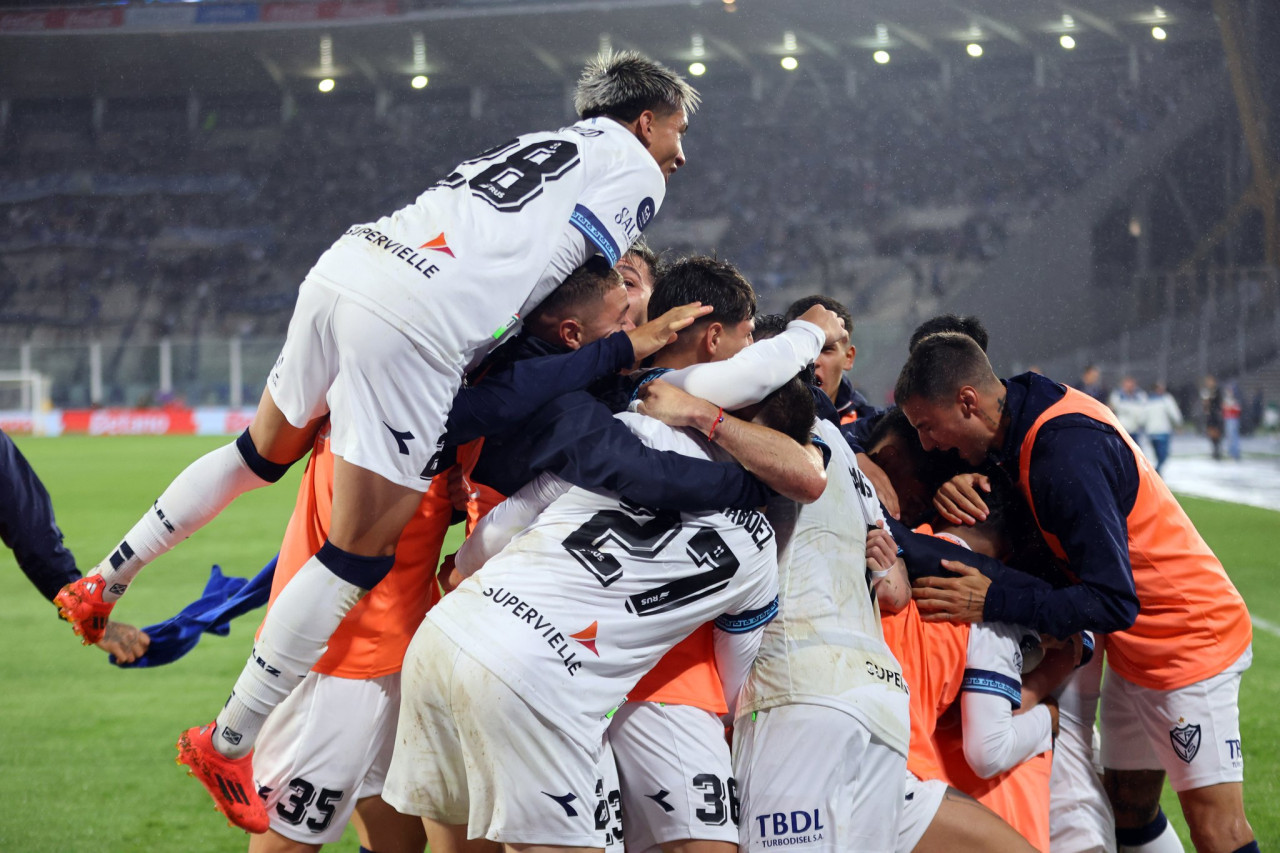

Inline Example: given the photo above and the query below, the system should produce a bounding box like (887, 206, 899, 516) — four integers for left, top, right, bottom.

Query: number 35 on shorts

(271, 776, 345, 834)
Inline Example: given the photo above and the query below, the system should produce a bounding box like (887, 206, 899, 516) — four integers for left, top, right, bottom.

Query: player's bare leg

(351, 795, 428, 853)
(422, 819, 501, 853)
(1106, 768, 1167, 830)
(57, 388, 323, 644)
(247, 828, 321, 853)
(659, 841, 736, 852)
(507, 846, 603, 853)
(1105, 768, 1186, 852)
(911, 787, 1037, 853)
(182, 455, 422, 831)
(1177, 782, 1254, 853)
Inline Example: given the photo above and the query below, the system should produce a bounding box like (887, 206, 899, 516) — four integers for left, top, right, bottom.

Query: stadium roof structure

(0, 0, 1220, 100)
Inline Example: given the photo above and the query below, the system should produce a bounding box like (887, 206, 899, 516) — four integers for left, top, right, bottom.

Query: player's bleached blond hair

(574, 50, 701, 122)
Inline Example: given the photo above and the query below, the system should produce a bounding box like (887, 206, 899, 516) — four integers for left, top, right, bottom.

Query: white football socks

(94, 440, 273, 601)
(213, 556, 368, 758)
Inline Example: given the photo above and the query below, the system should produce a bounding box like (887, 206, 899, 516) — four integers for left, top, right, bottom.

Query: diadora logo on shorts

(1170, 718, 1201, 763)
(342, 224, 443, 279)
(754, 809, 825, 846)
(483, 587, 585, 676)
(419, 232, 455, 258)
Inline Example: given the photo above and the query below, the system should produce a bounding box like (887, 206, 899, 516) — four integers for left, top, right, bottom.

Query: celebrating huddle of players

(56, 52, 1257, 853)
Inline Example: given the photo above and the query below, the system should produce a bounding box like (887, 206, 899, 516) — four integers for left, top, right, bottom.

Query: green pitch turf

(0, 435, 1275, 851)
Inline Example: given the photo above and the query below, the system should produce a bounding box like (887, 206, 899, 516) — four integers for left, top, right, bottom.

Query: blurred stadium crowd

(0, 51, 1193, 347)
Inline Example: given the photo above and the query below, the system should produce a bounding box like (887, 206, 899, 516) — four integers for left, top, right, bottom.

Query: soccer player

(1, 427, 148, 663)
(55, 51, 699, 831)
(899, 334, 1256, 853)
(603, 260, 838, 853)
(382, 380, 816, 853)
(783, 295, 877, 426)
(251, 259, 695, 851)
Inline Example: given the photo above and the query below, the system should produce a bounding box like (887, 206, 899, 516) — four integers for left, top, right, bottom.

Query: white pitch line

(1252, 614, 1280, 639)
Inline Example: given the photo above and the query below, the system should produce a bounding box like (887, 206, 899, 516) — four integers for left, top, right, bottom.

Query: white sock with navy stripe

(95, 436, 279, 602)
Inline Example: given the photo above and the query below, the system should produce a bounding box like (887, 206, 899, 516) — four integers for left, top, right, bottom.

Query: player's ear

(559, 317, 584, 351)
(845, 344, 856, 370)
(635, 110, 657, 145)
(703, 321, 724, 357)
(957, 385, 979, 414)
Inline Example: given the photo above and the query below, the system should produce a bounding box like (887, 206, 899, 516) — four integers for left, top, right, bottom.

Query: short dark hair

(894, 332, 999, 404)
(785, 295, 853, 338)
(649, 255, 756, 332)
(574, 50, 700, 122)
(908, 314, 989, 353)
(751, 313, 788, 341)
(748, 376, 816, 446)
(622, 237, 659, 280)
(527, 256, 622, 326)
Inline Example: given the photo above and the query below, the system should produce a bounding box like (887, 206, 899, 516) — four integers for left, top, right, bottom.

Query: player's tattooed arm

(637, 380, 826, 503)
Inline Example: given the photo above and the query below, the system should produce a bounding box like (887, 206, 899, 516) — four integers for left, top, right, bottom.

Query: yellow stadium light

(780, 56, 798, 71)
(1060, 34, 1076, 49)
(1152, 26, 1167, 40)
(318, 78, 335, 93)
(873, 50, 891, 65)
(411, 75, 429, 89)
(688, 62, 707, 77)
(966, 43, 983, 58)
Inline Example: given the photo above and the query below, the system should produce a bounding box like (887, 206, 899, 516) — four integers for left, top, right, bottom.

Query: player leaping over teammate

(56, 51, 701, 833)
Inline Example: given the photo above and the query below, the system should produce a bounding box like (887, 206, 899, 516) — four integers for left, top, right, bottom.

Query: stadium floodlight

(689, 62, 707, 77)
(780, 56, 799, 71)
(1060, 34, 1076, 49)
(411, 75, 429, 89)
(723, 0, 734, 5)
(966, 43, 983, 58)
(1151, 26, 1167, 40)
(318, 78, 335, 93)
(873, 50, 891, 65)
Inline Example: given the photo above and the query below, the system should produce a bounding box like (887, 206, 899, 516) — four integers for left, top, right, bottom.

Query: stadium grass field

(0, 435, 1274, 852)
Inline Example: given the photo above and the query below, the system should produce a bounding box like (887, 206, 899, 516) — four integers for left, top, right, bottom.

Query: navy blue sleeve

(527, 392, 772, 511)
(983, 419, 1141, 636)
(444, 332, 635, 444)
(0, 429, 81, 600)
(886, 516, 1050, 595)
(839, 409, 884, 455)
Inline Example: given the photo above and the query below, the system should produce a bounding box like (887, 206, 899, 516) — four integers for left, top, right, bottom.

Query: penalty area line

(1251, 614, 1280, 639)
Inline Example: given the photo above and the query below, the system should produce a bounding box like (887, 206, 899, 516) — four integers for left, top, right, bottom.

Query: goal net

(0, 371, 50, 435)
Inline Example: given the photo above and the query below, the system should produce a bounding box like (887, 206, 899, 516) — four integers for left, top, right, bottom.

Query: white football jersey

(739, 418, 911, 756)
(433, 413, 778, 752)
(964, 621, 1039, 707)
(307, 117, 664, 373)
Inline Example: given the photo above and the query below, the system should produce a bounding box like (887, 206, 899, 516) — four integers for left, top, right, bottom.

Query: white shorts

(608, 701, 737, 852)
(268, 277, 456, 491)
(1100, 645, 1251, 792)
(734, 704, 906, 853)
(253, 671, 401, 845)
(895, 772, 947, 853)
(383, 619, 602, 847)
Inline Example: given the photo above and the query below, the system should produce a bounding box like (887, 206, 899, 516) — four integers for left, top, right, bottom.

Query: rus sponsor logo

(483, 586, 586, 676)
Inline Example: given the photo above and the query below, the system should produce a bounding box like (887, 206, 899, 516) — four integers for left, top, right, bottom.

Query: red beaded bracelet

(707, 407, 726, 441)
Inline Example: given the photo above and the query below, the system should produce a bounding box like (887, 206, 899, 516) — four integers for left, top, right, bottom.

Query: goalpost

(0, 370, 50, 436)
